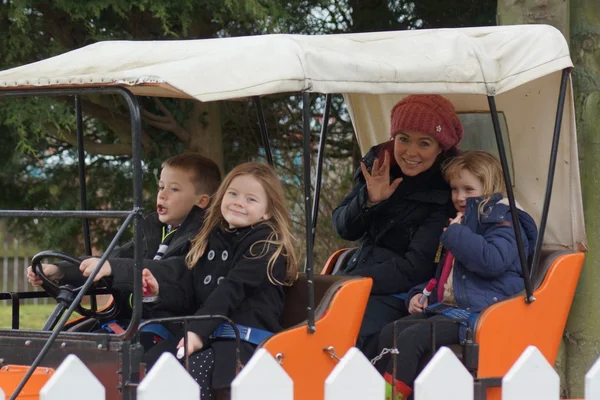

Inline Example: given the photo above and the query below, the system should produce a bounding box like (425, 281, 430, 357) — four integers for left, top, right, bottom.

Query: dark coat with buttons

(407, 194, 538, 313)
(159, 222, 287, 389)
(332, 143, 452, 295)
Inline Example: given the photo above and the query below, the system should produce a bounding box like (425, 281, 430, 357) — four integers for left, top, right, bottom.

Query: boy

(27, 153, 221, 335)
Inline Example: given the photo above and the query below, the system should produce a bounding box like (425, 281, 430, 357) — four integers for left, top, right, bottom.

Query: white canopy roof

(0, 24, 571, 100)
(0, 24, 585, 250)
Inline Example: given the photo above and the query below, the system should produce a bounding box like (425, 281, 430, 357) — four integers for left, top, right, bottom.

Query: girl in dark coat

(332, 95, 464, 354)
(142, 162, 298, 399)
(376, 151, 538, 400)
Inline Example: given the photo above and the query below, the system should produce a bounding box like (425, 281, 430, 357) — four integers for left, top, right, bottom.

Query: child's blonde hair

(185, 162, 298, 286)
(442, 150, 507, 215)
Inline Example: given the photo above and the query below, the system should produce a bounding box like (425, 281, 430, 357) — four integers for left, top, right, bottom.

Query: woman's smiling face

(393, 130, 442, 176)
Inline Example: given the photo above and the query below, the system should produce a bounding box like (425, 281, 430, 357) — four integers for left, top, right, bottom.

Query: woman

(332, 94, 463, 356)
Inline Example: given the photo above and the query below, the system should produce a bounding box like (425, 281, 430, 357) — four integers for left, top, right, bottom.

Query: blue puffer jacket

(407, 194, 538, 313)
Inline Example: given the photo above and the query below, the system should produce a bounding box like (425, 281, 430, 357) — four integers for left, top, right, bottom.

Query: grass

(0, 304, 81, 330)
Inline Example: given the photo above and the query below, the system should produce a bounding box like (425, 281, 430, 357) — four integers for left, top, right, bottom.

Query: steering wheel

(31, 250, 120, 320)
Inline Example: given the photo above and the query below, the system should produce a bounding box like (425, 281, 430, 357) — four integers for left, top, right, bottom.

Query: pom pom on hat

(390, 95, 464, 151)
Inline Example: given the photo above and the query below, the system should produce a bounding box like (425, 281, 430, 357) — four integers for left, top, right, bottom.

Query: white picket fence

(2, 345, 600, 399)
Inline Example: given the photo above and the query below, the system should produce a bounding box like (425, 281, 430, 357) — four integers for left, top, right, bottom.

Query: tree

(0, 0, 328, 254)
(497, 0, 568, 34)
(565, 0, 600, 397)
(0, 0, 498, 268)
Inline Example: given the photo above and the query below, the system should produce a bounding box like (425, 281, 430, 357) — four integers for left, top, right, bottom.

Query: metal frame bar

(302, 92, 316, 333)
(9, 293, 20, 329)
(77, 97, 96, 312)
(310, 94, 332, 246)
(487, 97, 534, 302)
(75, 95, 92, 256)
(529, 68, 570, 280)
(253, 96, 274, 166)
(0, 210, 133, 217)
(1, 86, 145, 400)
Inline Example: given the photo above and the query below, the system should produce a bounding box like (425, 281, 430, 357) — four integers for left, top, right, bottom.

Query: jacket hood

(466, 194, 538, 254)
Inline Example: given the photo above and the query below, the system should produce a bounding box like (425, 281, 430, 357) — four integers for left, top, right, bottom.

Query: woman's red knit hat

(390, 94, 464, 151)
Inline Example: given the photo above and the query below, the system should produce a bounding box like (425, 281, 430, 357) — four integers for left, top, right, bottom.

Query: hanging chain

(370, 347, 399, 365)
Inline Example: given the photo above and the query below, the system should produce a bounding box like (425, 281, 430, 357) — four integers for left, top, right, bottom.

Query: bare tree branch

(46, 124, 134, 156)
(78, 99, 153, 151)
(144, 98, 191, 143)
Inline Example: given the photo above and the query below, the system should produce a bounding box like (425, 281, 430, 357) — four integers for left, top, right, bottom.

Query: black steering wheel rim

(31, 250, 120, 319)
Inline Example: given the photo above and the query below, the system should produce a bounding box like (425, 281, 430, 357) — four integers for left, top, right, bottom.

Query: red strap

(106, 322, 126, 334)
(437, 251, 455, 300)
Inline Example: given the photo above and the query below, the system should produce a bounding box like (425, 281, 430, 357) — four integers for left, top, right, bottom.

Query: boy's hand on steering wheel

(79, 257, 112, 282)
(360, 151, 403, 205)
(176, 331, 204, 359)
(26, 263, 63, 286)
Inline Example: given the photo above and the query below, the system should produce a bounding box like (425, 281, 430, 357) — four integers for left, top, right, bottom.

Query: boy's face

(450, 169, 484, 213)
(156, 166, 205, 226)
(221, 174, 270, 229)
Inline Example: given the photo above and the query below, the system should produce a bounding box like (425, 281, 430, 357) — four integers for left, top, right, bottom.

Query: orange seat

(260, 273, 372, 400)
(472, 250, 584, 400)
(63, 296, 116, 332)
(0, 365, 55, 400)
(320, 247, 584, 400)
(320, 248, 356, 275)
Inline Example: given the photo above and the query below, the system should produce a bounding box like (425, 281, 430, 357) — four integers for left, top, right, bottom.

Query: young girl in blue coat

(375, 150, 538, 400)
(142, 162, 298, 399)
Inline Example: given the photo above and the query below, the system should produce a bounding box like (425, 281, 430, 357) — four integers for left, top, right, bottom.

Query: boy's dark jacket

(59, 205, 206, 319)
(158, 222, 287, 389)
(332, 142, 452, 294)
(407, 194, 538, 312)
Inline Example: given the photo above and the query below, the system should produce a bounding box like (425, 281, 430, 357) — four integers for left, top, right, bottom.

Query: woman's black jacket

(332, 143, 452, 295)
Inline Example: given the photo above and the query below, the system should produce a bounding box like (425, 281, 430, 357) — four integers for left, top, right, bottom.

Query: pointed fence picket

(39, 354, 104, 400)
(502, 346, 560, 400)
(137, 353, 199, 400)
(415, 346, 474, 400)
(12, 345, 600, 399)
(324, 347, 385, 400)
(586, 356, 600, 400)
(231, 348, 293, 400)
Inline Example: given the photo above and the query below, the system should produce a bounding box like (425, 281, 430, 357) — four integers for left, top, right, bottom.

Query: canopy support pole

(75, 96, 96, 312)
(75, 96, 92, 257)
(302, 92, 316, 333)
(253, 96, 274, 166)
(487, 96, 535, 303)
(529, 68, 570, 280)
(311, 94, 332, 246)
